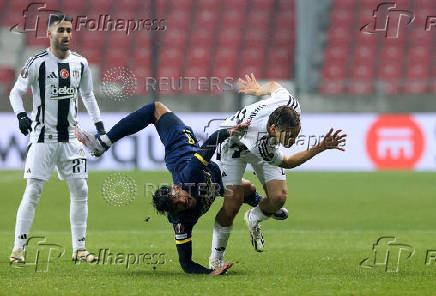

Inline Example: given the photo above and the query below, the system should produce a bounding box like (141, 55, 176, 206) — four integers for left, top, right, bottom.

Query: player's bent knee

(154, 102, 171, 122)
(272, 190, 287, 207)
(25, 178, 44, 196)
(241, 179, 256, 195)
(67, 178, 88, 198)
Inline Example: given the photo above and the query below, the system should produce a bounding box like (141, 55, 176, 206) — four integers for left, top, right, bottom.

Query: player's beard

(54, 38, 70, 52)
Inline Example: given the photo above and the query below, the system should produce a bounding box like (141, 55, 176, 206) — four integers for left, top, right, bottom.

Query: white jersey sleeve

(79, 59, 101, 123)
(9, 58, 36, 114)
(270, 87, 301, 114)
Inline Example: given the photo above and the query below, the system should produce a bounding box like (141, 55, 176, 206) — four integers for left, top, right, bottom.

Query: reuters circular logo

(60, 69, 69, 79)
(366, 115, 424, 169)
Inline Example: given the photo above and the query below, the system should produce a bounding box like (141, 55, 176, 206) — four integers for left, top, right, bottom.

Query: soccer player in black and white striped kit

(9, 14, 105, 263)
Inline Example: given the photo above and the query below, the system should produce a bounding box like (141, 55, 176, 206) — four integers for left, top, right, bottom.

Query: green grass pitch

(1, 171, 435, 295)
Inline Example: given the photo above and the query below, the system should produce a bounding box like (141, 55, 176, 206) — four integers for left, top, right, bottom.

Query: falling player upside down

(76, 101, 287, 274)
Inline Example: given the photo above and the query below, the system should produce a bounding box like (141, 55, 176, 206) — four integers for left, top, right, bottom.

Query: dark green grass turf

(1, 171, 436, 295)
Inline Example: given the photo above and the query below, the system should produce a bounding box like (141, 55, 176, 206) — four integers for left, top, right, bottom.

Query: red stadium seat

(379, 63, 402, 80)
(0, 67, 15, 94)
(172, 0, 194, 10)
(88, 0, 113, 13)
(62, 1, 87, 13)
(406, 63, 429, 80)
(197, 0, 220, 10)
(225, 0, 246, 10)
(319, 80, 346, 94)
(404, 80, 428, 94)
(352, 64, 374, 80)
(219, 28, 241, 44)
(349, 80, 374, 94)
(323, 64, 347, 80)
(79, 47, 101, 64)
(381, 80, 402, 94)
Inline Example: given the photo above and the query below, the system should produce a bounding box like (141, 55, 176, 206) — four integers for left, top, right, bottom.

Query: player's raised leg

(246, 179, 288, 235)
(76, 102, 168, 156)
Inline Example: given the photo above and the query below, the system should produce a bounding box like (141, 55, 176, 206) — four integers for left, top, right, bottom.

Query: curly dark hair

(267, 106, 300, 130)
(152, 185, 173, 214)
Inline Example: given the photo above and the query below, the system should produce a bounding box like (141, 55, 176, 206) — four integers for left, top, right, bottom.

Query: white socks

(99, 134, 112, 147)
(13, 178, 89, 251)
(248, 206, 270, 227)
(67, 178, 88, 251)
(14, 178, 45, 250)
(210, 221, 232, 260)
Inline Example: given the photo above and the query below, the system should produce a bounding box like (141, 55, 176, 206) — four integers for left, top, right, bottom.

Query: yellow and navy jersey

(160, 126, 230, 274)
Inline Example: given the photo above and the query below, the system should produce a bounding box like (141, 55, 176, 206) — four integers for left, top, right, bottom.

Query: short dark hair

(152, 185, 173, 215)
(267, 106, 300, 130)
(48, 14, 73, 27)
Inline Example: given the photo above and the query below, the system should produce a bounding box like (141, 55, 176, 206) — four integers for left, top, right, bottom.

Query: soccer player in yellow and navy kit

(76, 101, 263, 274)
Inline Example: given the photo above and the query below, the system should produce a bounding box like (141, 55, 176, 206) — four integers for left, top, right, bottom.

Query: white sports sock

(14, 178, 45, 250)
(99, 134, 112, 147)
(248, 206, 270, 227)
(210, 221, 232, 260)
(67, 178, 88, 251)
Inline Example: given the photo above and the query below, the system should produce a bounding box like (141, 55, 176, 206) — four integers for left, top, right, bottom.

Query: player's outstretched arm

(176, 240, 233, 275)
(280, 128, 347, 169)
(237, 73, 282, 96)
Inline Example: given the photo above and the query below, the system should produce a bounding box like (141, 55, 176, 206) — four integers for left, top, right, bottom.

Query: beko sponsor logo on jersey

(50, 85, 76, 100)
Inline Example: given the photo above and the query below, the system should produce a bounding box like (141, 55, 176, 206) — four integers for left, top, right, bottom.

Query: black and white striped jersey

(221, 88, 301, 165)
(10, 48, 102, 143)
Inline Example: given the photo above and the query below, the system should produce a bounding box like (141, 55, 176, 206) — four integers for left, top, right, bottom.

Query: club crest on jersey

(73, 70, 79, 78)
(59, 69, 69, 79)
(174, 223, 185, 234)
(20, 68, 29, 78)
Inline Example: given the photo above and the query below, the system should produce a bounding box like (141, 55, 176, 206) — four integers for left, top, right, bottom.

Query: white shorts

(24, 140, 88, 180)
(218, 147, 286, 186)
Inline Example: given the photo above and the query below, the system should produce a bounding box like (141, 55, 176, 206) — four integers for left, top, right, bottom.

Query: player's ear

(268, 124, 277, 135)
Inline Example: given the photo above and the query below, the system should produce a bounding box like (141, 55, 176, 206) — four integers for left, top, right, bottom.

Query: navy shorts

(155, 112, 199, 173)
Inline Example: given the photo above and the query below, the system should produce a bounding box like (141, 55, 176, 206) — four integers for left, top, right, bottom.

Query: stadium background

(0, 0, 435, 171)
(0, 0, 436, 295)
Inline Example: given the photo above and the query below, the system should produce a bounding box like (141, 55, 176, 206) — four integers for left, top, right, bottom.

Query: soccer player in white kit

(209, 74, 346, 269)
(8, 14, 105, 263)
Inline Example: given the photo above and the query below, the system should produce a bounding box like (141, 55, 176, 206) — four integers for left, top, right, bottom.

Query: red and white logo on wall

(366, 114, 425, 170)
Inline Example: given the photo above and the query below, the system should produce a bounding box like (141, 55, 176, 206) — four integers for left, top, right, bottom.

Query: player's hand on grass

(319, 128, 347, 152)
(210, 262, 233, 275)
(237, 73, 260, 96)
(228, 120, 251, 136)
(17, 112, 32, 136)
